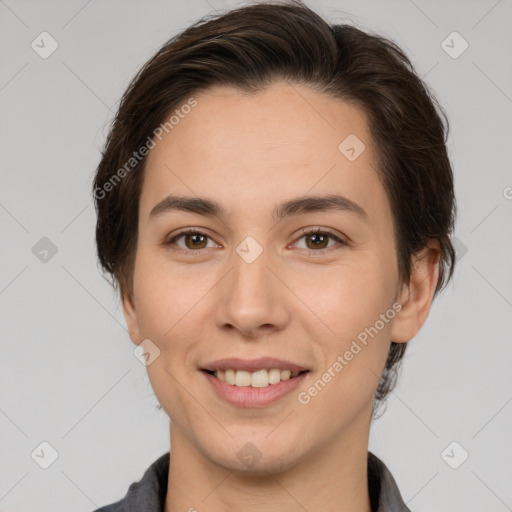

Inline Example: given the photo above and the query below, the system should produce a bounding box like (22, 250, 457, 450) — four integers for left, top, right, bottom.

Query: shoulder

(368, 451, 412, 512)
(90, 452, 170, 512)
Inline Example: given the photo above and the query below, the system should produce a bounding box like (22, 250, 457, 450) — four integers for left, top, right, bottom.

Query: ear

(391, 241, 441, 343)
(121, 290, 142, 346)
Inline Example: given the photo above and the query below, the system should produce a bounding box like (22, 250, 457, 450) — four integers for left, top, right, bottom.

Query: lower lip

(202, 371, 308, 408)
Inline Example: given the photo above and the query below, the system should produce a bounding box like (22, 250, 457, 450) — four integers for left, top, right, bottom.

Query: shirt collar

(94, 451, 411, 512)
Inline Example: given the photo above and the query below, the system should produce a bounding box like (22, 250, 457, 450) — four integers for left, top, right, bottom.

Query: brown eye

(166, 230, 215, 253)
(294, 228, 348, 253)
(305, 232, 330, 250)
(183, 232, 208, 250)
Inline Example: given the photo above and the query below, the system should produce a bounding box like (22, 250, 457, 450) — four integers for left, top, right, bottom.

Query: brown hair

(93, 0, 456, 417)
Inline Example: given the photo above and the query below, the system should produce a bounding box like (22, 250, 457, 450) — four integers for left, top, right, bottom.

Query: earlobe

(121, 291, 142, 346)
(390, 241, 441, 343)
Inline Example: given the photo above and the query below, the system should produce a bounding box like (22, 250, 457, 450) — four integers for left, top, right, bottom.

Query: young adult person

(92, 2, 456, 510)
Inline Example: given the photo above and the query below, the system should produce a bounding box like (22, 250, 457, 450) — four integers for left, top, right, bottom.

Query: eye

(293, 228, 348, 252)
(164, 227, 348, 256)
(165, 229, 218, 253)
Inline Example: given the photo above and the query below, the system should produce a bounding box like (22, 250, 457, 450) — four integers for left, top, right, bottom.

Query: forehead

(140, 81, 389, 224)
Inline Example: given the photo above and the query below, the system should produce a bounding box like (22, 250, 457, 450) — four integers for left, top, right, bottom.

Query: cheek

(132, 247, 210, 339)
(297, 249, 398, 335)
(296, 278, 396, 421)
(296, 251, 398, 388)
(132, 250, 208, 420)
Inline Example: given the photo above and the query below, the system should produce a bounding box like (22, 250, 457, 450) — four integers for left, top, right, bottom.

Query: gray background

(1, 0, 511, 510)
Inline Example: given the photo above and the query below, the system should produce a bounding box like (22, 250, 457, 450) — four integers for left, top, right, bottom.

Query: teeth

(280, 370, 291, 381)
(268, 368, 281, 384)
(235, 370, 251, 387)
(212, 368, 301, 387)
(251, 369, 268, 388)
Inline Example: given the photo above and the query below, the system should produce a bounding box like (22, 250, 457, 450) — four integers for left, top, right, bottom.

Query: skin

(122, 81, 440, 512)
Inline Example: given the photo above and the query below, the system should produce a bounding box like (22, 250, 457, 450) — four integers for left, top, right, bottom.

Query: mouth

(200, 357, 310, 407)
(201, 368, 309, 388)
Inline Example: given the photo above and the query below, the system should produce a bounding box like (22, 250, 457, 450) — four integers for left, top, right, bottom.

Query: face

(123, 82, 421, 474)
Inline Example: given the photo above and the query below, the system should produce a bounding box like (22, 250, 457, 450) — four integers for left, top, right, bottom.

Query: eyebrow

(149, 194, 368, 222)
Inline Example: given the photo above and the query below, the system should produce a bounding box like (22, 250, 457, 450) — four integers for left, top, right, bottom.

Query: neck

(164, 411, 373, 512)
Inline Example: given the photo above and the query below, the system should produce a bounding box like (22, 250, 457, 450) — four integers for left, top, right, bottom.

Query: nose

(215, 241, 290, 339)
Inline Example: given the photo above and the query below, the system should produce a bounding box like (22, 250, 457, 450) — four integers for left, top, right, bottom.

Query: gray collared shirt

(92, 451, 411, 512)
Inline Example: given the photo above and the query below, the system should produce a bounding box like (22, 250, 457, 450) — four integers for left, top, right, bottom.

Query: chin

(203, 435, 309, 476)
(214, 450, 302, 476)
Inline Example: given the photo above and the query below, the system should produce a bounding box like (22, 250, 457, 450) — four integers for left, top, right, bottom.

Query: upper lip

(201, 357, 309, 373)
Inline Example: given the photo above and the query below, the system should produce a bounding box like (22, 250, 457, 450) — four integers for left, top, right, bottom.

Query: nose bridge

(232, 236, 275, 308)
(217, 234, 289, 335)
(234, 237, 270, 297)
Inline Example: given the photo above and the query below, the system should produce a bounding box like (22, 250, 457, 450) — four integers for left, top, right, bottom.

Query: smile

(206, 368, 305, 388)
(201, 369, 309, 408)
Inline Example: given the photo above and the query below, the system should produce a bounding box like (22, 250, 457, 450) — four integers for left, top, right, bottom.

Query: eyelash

(164, 227, 349, 256)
